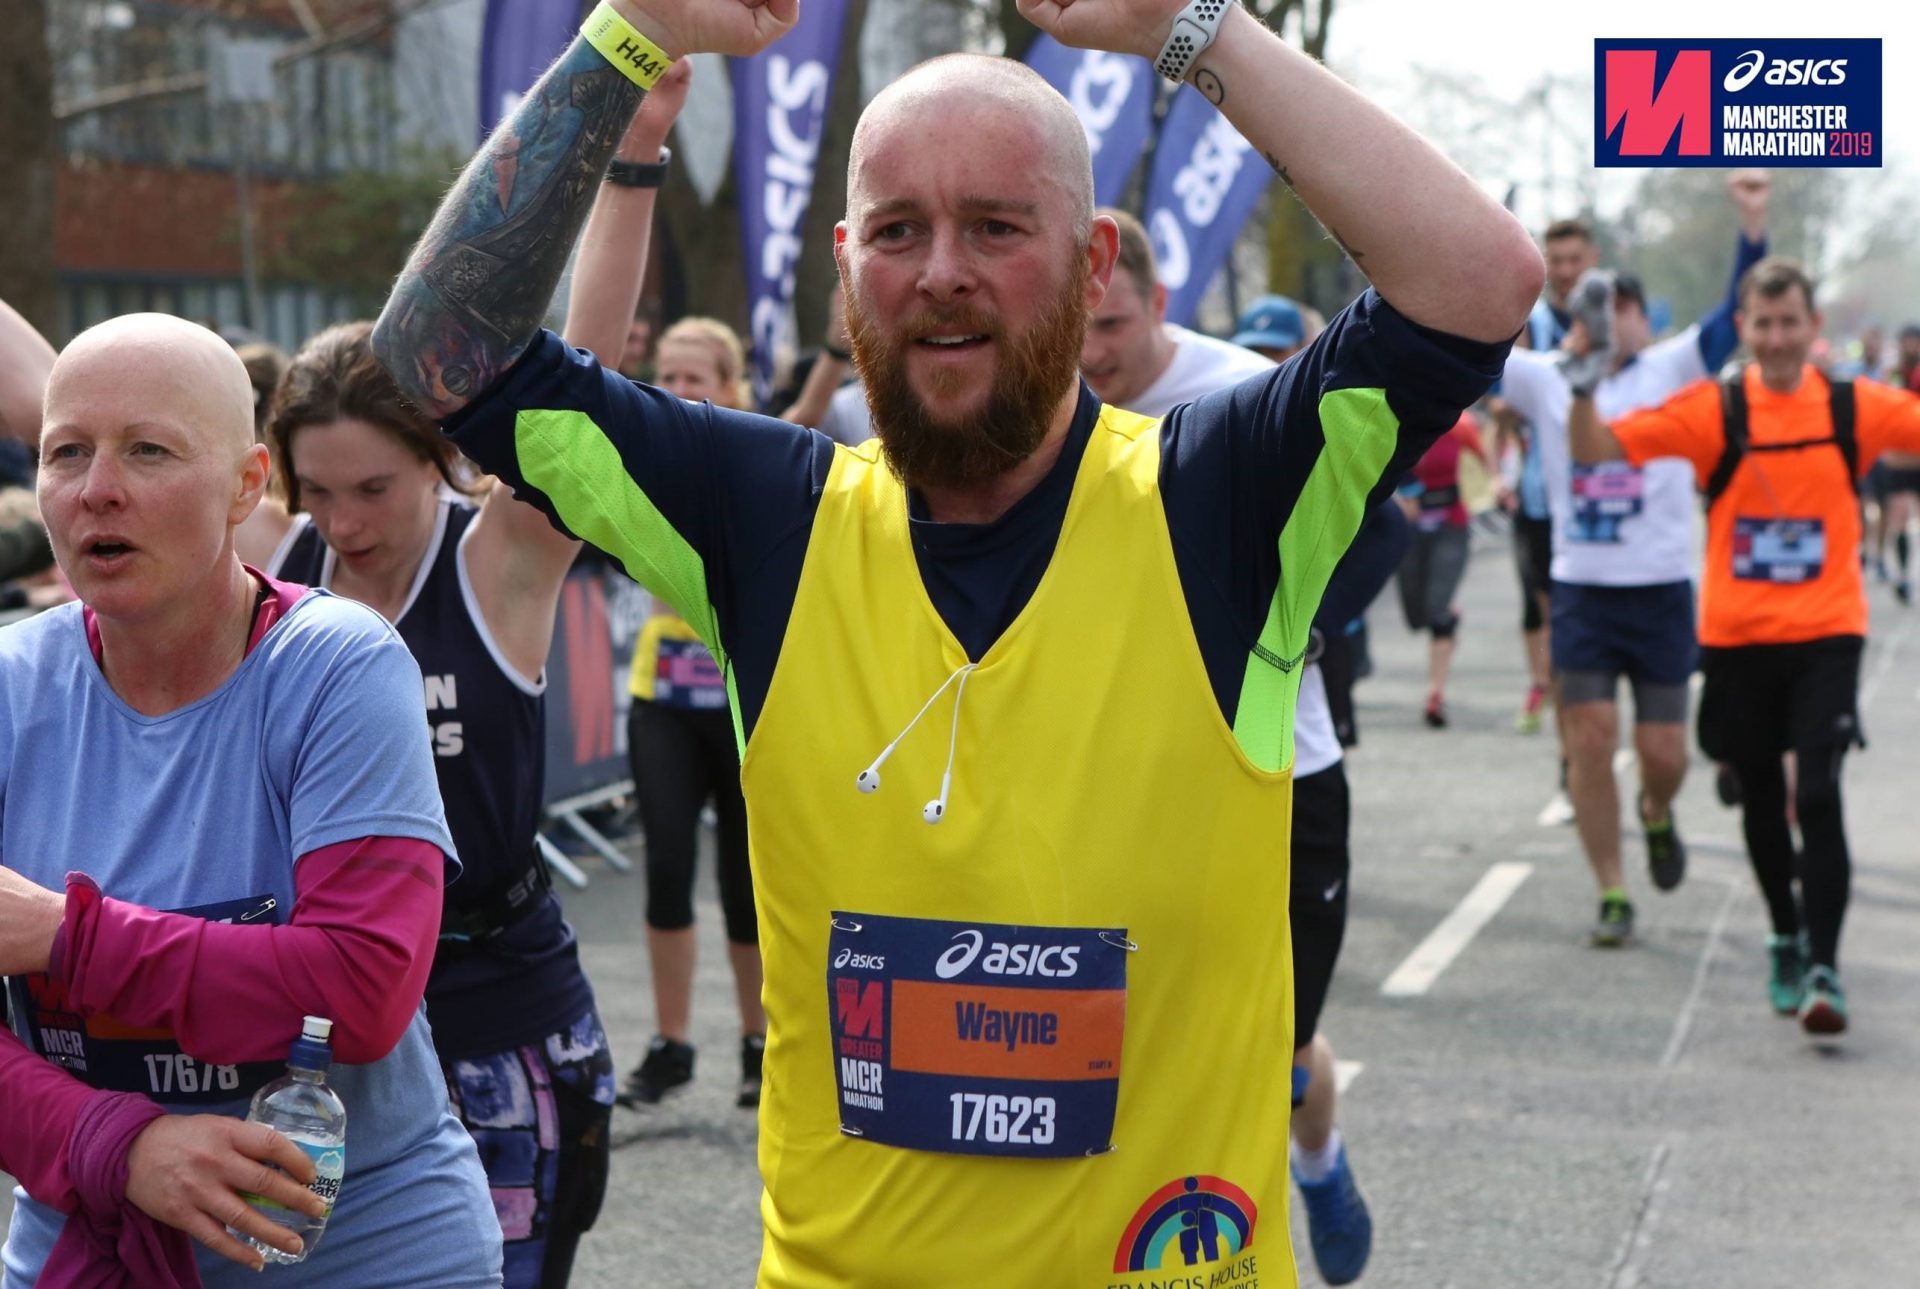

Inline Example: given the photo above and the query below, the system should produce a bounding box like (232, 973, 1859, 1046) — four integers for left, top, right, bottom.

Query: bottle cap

(289, 1017, 335, 1072)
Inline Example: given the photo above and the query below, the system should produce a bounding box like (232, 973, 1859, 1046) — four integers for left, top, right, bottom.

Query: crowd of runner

(0, 1, 1916, 1286)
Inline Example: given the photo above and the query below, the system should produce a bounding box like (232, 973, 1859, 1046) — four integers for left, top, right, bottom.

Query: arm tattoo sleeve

(372, 40, 646, 417)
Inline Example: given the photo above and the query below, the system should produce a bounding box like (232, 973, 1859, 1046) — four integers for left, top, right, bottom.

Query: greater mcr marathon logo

(1595, 39, 1881, 168)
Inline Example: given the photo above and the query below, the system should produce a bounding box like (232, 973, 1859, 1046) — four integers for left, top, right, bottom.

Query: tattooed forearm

(372, 40, 645, 416)
(1262, 153, 1366, 269)
(1194, 68, 1225, 106)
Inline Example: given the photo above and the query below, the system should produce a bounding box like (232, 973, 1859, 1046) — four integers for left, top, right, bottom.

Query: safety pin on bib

(831, 917, 864, 933)
(1098, 931, 1139, 952)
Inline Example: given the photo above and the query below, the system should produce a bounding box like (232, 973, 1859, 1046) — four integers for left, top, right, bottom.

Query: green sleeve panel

(513, 407, 732, 686)
(1232, 387, 1403, 773)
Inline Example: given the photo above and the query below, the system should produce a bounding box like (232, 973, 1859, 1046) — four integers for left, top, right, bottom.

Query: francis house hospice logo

(1594, 39, 1882, 167)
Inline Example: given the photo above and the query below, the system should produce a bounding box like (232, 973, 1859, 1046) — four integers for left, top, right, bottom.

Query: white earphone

(853, 664, 976, 825)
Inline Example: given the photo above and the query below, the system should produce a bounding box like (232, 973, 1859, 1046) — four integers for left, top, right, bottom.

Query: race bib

(653, 637, 727, 710)
(1567, 463, 1646, 543)
(1733, 517, 1826, 583)
(826, 912, 1129, 1158)
(6, 893, 286, 1105)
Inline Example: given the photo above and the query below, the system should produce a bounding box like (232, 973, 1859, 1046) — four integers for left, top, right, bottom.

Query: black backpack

(1703, 374, 1857, 509)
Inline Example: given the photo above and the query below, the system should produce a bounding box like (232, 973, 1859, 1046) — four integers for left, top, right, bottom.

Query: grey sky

(1325, 0, 1913, 247)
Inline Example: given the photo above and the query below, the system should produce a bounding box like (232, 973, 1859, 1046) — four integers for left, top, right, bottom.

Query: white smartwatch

(1153, 0, 1234, 84)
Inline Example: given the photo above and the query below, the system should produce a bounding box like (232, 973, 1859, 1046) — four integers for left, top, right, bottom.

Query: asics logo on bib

(933, 929, 1081, 980)
(1723, 49, 1848, 91)
(832, 949, 887, 971)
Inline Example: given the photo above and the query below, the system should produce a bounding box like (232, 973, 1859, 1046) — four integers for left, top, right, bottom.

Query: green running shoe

(1589, 894, 1635, 947)
(1799, 965, 1849, 1035)
(1766, 934, 1807, 1015)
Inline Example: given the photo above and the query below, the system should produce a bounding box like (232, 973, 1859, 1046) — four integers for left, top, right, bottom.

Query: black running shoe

(617, 1036, 695, 1107)
(738, 1033, 766, 1109)
(1642, 804, 1687, 892)
(1590, 894, 1635, 947)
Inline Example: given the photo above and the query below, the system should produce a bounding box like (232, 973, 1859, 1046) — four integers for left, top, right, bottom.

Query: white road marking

(1606, 1140, 1674, 1289)
(1334, 1060, 1362, 1096)
(1613, 747, 1637, 777)
(1607, 876, 1743, 1284)
(1660, 876, 1743, 1070)
(1380, 862, 1534, 997)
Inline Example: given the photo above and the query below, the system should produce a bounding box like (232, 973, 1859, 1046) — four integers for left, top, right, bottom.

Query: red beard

(845, 259, 1089, 493)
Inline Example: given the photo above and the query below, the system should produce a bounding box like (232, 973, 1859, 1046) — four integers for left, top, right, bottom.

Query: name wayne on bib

(828, 912, 1130, 1157)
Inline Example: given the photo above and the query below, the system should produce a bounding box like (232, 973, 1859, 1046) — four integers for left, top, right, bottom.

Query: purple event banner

(477, 0, 584, 141)
(734, 0, 854, 408)
(1140, 86, 1271, 328)
(1021, 35, 1156, 207)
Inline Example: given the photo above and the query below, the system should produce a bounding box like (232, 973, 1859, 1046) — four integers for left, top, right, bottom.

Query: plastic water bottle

(233, 1016, 347, 1265)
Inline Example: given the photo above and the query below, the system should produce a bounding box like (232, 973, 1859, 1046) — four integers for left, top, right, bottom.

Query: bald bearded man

(0, 315, 498, 1287)
(373, 1, 1542, 1283)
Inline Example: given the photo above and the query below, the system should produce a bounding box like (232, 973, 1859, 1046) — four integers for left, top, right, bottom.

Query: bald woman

(0, 315, 499, 1286)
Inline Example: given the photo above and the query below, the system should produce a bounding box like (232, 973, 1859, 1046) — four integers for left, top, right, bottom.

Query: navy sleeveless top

(273, 500, 595, 1058)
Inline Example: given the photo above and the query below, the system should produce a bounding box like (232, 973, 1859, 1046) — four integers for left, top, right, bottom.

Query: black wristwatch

(606, 146, 671, 189)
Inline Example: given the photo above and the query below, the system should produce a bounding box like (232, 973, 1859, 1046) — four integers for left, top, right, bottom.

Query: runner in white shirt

(1498, 170, 1771, 946)
(1087, 231, 1371, 1283)
(1078, 208, 1274, 415)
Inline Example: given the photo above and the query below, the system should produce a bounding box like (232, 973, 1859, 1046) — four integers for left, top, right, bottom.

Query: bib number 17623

(949, 1092, 1056, 1146)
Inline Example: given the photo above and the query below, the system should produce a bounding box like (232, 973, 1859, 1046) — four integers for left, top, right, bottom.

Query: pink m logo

(1605, 49, 1712, 156)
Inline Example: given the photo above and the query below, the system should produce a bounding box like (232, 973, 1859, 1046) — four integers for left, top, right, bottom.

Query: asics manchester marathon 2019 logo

(1594, 39, 1881, 167)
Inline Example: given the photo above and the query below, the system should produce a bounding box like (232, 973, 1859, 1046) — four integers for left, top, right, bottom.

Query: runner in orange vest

(1569, 258, 1920, 1036)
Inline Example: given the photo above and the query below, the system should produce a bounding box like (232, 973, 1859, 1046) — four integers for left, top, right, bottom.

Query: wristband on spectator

(582, 2, 673, 91)
(824, 342, 853, 363)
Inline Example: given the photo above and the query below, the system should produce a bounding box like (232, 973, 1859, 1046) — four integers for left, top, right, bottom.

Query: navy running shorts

(1550, 579, 1697, 688)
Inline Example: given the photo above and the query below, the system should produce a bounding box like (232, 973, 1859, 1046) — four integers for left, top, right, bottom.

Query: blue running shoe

(1294, 1142, 1373, 1285)
(1766, 934, 1807, 1016)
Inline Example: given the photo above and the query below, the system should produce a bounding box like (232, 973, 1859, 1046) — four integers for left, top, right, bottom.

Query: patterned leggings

(443, 1009, 617, 1289)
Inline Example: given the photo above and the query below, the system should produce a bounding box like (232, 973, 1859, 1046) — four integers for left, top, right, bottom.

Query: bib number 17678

(949, 1092, 1056, 1146)
(145, 1052, 241, 1095)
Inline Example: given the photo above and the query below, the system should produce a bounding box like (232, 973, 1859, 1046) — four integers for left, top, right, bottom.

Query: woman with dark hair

(234, 71, 689, 1288)
(238, 316, 612, 1288)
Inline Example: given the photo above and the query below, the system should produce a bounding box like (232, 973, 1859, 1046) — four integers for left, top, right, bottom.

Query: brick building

(52, 0, 483, 348)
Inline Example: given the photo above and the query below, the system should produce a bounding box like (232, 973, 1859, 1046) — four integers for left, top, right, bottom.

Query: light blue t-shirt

(0, 591, 500, 1288)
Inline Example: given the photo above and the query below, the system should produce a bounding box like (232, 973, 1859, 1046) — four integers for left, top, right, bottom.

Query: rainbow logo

(1112, 1175, 1258, 1272)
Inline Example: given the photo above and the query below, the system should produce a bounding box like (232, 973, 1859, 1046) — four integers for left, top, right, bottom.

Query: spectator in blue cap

(1233, 294, 1310, 362)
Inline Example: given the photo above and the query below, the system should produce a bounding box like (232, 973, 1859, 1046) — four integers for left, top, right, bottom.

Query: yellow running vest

(743, 406, 1299, 1288)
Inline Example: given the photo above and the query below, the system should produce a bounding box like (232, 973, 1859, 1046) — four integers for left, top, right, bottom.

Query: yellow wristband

(582, 2, 673, 91)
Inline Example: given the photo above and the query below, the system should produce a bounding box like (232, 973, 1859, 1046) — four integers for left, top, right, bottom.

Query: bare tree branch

(54, 0, 465, 122)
